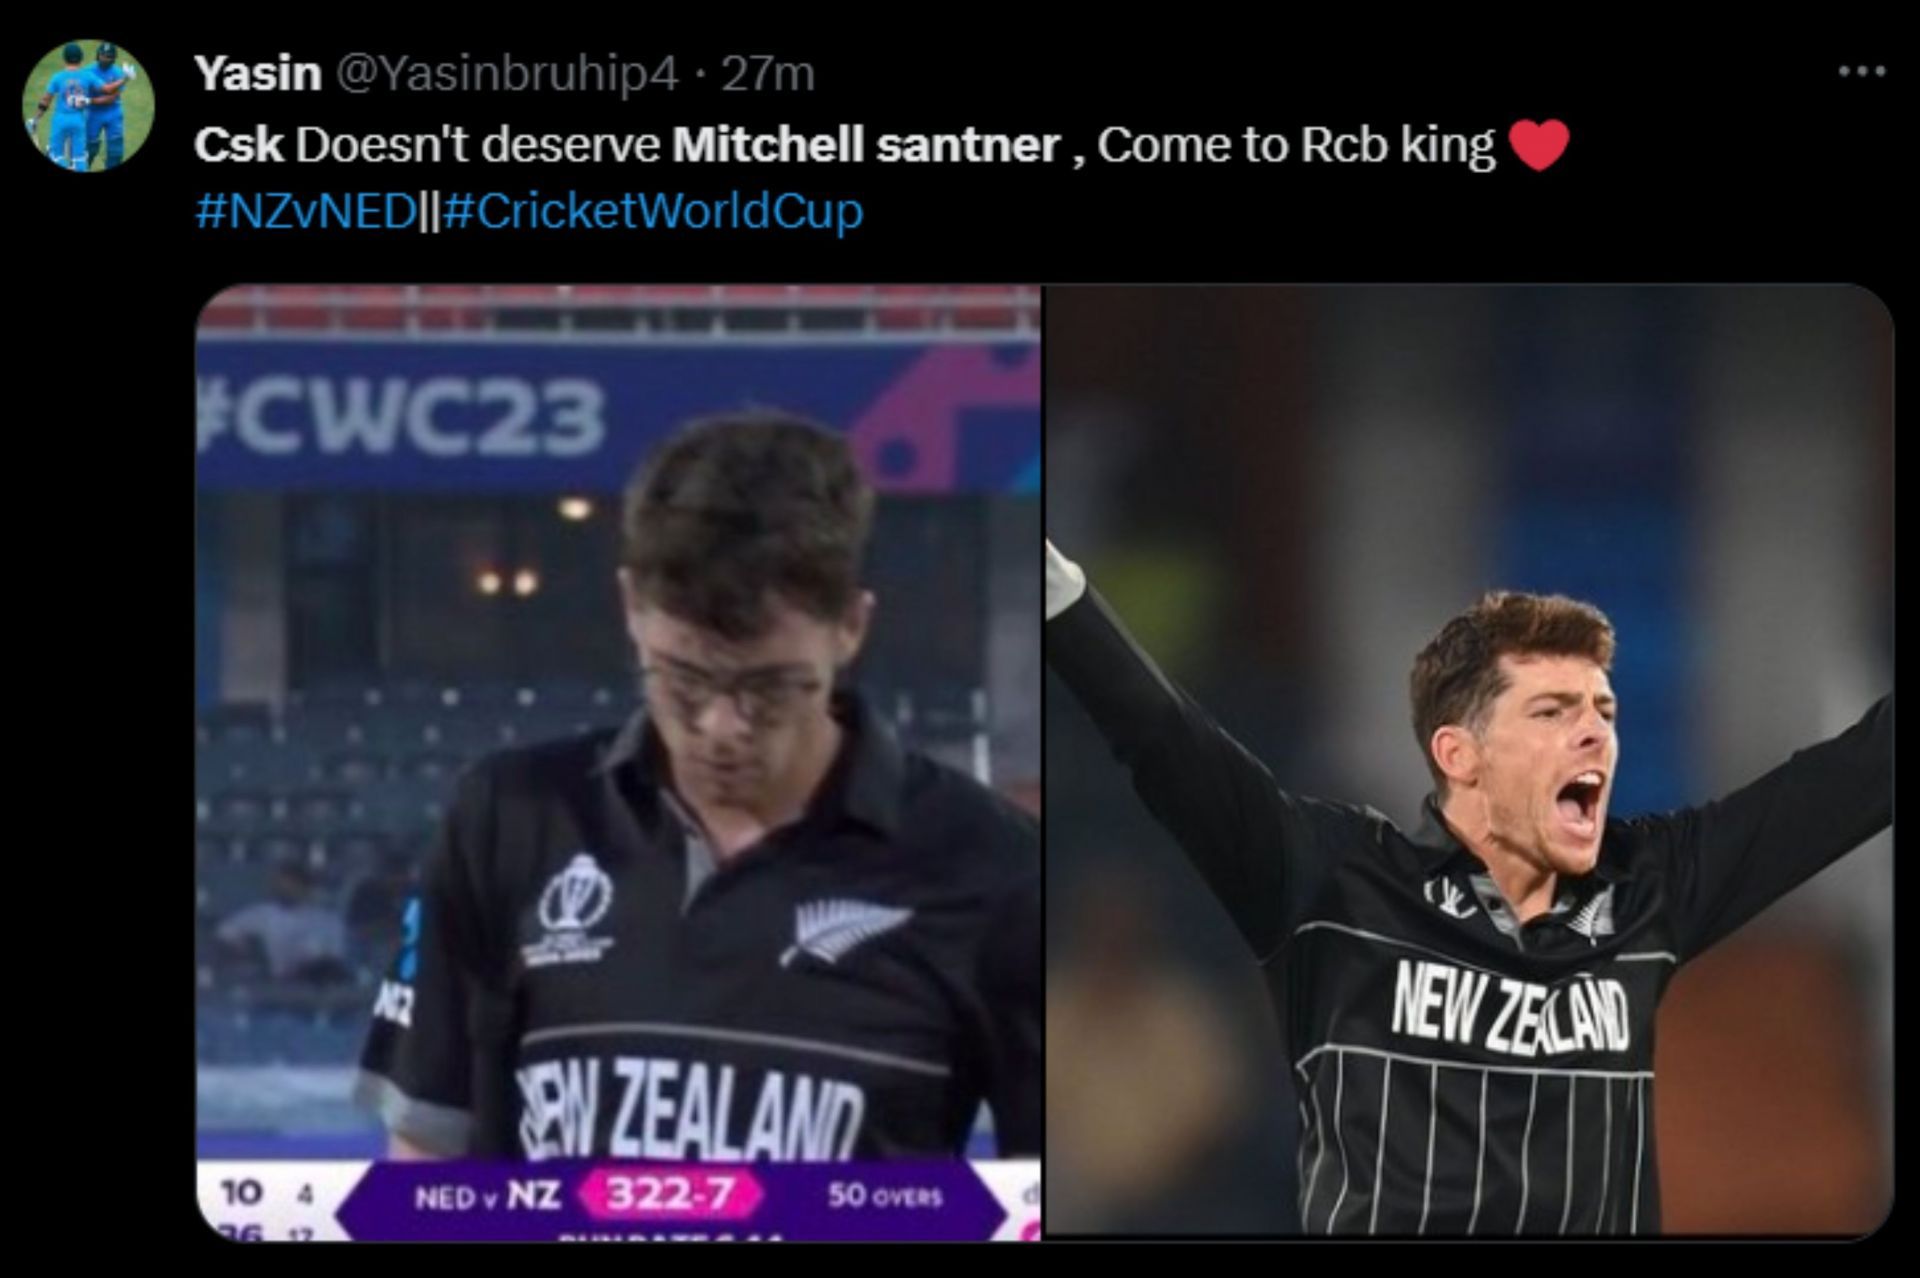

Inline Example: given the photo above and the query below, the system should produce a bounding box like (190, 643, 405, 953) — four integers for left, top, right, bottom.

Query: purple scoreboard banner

(198, 1159, 1042, 1241)
(195, 340, 1041, 495)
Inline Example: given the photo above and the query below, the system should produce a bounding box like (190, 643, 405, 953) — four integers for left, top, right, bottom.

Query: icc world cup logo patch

(539, 853, 614, 931)
(523, 852, 618, 969)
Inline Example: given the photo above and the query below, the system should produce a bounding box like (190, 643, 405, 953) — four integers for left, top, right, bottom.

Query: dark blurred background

(1044, 286, 1891, 1234)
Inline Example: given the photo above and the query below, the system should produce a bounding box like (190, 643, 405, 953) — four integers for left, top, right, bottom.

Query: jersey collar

(593, 687, 905, 839)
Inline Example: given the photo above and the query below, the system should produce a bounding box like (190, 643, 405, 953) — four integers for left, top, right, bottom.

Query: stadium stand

(195, 284, 1040, 337)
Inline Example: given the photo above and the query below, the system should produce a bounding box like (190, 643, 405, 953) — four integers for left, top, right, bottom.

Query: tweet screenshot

(16, 29, 1896, 1245)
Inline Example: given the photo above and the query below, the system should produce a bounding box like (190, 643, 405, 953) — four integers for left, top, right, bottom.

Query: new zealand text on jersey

(1390, 959, 1632, 1057)
(516, 1056, 866, 1161)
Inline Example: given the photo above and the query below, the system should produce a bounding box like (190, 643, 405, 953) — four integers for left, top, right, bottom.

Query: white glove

(123, 65, 138, 81)
(1045, 539, 1087, 621)
(26, 116, 37, 135)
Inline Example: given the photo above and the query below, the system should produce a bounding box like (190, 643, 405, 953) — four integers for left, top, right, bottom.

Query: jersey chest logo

(1567, 884, 1618, 944)
(523, 852, 618, 969)
(780, 899, 913, 969)
(1424, 876, 1478, 920)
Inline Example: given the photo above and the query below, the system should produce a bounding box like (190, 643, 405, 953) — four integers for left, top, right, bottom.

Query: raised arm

(1045, 540, 1357, 957)
(1632, 693, 1892, 962)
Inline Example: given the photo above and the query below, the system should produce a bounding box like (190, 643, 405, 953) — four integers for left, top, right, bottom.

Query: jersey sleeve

(1047, 583, 1360, 958)
(1630, 693, 1892, 963)
(974, 850, 1041, 1158)
(352, 763, 503, 1154)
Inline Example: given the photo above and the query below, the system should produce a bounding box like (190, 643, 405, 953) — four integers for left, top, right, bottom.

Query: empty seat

(288, 790, 360, 826)
(384, 679, 448, 710)
(791, 284, 872, 333)
(195, 742, 248, 788)
(711, 284, 796, 332)
(240, 742, 321, 788)
(207, 789, 275, 827)
(204, 702, 273, 744)
(628, 284, 721, 333)
(281, 706, 370, 748)
(199, 860, 276, 920)
(199, 286, 257, 331)
(402, 752, 465, 784)
(448, 682, 523, 711)
(416, 284, 485, 331)
(337, 284, 409, 330)
(320, 750, 388, 786)
(486, 285, 567, 330)
(948, 284, 1026, 330)
(531, 680, 599, 711)
(486, 285, 569, 306)
(288, 682, 383, 711)
(874, 284, 937, 330)
(563, 284, 644, 331)
(252, 832, 310, 866)
(324, 830, 391, 869)
(357, 781, 443, 837)
(260, 284, 333, 330)
(571, 284, 646, 304)
(195, 834, 252, 865)
(631, 284, 720, 303)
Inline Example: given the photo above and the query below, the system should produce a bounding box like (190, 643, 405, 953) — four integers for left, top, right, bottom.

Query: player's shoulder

(428, 729, 623, 894)
(1314, 797, 1453, 877)
(894, 748, 1038, 875)
(1599, 810, 1686, 871)
(1293, 793, 1402, 853)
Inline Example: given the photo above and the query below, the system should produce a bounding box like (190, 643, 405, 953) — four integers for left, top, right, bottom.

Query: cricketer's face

(1462, 654, 1618, 877)
(621, 586, 867, 812)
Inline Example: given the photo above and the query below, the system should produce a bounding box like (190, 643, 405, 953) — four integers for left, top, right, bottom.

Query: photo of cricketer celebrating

(1042, 286, 1891, 1236)
(355, 412, 1040, 1162)
(1048, 542, 1890, 1234)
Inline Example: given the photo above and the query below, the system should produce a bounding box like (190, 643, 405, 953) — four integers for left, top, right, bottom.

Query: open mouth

(1554, 769, 1606, 839)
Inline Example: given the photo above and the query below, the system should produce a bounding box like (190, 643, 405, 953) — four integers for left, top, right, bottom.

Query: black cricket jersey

(354, 690, 1039, 1162)
(1048, 586, 1891, 1234)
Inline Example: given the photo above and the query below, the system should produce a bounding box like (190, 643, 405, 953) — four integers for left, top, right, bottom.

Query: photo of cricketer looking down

(194, 286, 1044, 1176)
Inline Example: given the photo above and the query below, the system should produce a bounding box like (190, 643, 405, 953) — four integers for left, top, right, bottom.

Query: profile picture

(23, 39, 151, 170)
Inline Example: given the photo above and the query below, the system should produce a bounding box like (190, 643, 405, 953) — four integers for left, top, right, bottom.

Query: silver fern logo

(780, 899, 913, 969)
(1424, 876, 1478, 920)
(1568, 885, 1617, 944)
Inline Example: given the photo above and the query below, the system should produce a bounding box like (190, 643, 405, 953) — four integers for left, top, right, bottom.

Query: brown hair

(621, 410, 874, 639)
(1410, 591, 1616, 793)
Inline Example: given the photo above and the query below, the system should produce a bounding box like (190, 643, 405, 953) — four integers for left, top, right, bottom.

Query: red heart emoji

(1509, 119, 1570, 171)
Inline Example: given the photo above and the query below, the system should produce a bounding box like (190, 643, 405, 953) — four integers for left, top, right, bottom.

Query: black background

(11, 25, 1901, 1250)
